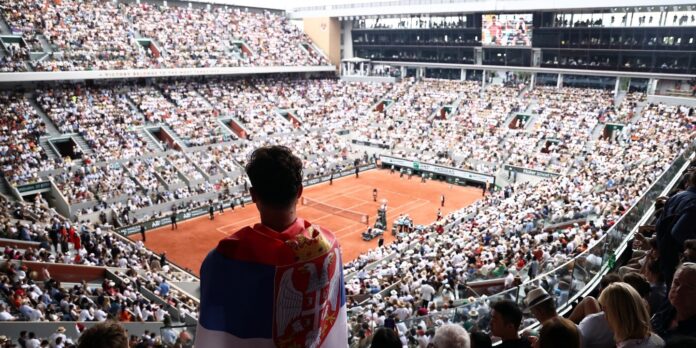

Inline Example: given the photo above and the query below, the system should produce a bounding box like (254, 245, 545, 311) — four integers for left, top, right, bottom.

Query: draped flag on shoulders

(195, 218, 348, 348)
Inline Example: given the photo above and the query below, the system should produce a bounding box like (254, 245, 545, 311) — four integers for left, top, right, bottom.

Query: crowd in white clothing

(37, 87, 150, 162)
(0, 196, 200, 325)
(0, 93, 54, 186)
(0, 0, 326, 72)
(342, 100, 694, 335)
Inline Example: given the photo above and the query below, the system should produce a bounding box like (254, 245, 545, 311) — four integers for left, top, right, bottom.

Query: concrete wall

(0, 321, 166, 342)
(2, 259, 107, 283)
(302, 17, 341, 68)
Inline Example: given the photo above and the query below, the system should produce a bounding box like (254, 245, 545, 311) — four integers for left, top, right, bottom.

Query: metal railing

(398, 142, 694, 334)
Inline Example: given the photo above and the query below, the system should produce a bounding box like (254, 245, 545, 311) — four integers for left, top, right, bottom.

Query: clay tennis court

(130, 169, 481, 276)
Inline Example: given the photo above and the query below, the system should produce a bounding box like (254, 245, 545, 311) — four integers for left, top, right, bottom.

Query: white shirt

(79, 309, 94, 321)
(420, 284, 436, 301)
(26, 338, 41, 348)
(579, 312, 615, 348)
(155, 307, 167, 321)
(0, 311, 15, 321)
(94, 309, 108, 322)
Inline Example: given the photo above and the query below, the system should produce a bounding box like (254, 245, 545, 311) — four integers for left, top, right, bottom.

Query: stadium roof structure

(372, 61, 696, 80)
(341, 57, 371, 63)
(289, 0, 696, 18)
(0, 65, 335, 83)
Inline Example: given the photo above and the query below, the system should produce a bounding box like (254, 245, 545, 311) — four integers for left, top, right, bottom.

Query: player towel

(195, 218, 348, 348)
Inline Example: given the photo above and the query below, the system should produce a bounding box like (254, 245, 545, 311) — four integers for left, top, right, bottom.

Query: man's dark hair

(622, 272, 651, 299)
(539, 317, 580, 348)
(469, 331, 493, 348)
(688, 171, 696, 187)
(492, 300, 523, 329)
(245, 146, 303, 208)
(600, 273, 621, 290)
(77, 321, 129, 348)
(370, 327, 401, 348)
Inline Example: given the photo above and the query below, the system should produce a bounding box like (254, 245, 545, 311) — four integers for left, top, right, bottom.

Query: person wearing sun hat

(49, 326, 68, 348)
(524, 287, 559, 326)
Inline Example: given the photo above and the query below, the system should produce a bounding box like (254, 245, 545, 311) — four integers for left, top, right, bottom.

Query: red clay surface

(130, 169, 482, 276)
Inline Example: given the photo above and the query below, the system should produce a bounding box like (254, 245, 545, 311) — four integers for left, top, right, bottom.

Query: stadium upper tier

(0, 0, 328, 72)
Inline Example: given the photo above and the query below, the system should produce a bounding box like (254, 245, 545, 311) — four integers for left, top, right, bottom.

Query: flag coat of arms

(195, 218, 348, 347)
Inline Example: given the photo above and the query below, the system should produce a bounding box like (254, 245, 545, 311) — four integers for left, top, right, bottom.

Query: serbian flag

(195, 218, 348, 348)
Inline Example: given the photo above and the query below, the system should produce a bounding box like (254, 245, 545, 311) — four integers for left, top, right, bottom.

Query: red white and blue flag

(195, 218, 348, 347)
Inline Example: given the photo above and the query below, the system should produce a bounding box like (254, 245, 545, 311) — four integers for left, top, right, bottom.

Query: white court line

(215, 185, 368, 234)
(308, 198, 374, 226)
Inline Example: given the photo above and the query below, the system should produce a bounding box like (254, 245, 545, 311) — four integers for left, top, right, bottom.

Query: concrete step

(36, 34, 53, 53)
(0, 175, 14, 199)
(72, 135, 94, 155)
(39, 138, 59, 161)
(139, 128, 164, 152)
(27, 94, 60, 135)
(160, 124, 188, 148)
(0, 16, 12, 35)
(123, 94, 148, 119)
(629, 101, 647, 124)
(590, 123, 605, 141)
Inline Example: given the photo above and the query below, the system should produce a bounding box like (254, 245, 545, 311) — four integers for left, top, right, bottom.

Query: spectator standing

(655, 172, 696, 288)
(196, 146, 347, 347)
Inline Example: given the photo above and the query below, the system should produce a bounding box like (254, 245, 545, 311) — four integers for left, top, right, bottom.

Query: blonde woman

(598, 282, 665, 348)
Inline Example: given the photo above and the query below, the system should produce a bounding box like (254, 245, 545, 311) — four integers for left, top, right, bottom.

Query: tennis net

(301, 197, 369, 224)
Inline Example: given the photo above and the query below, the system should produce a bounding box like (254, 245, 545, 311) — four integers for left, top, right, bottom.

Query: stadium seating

(1, 74, 694, 348)
(0, 0, 328, 72)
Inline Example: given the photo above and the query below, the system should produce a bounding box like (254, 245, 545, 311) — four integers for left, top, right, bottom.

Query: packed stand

(159, 81, 231, 146)
(0, 93, 54, 186)
(37, 86, 150, 162)
(0, 1, 327, 71)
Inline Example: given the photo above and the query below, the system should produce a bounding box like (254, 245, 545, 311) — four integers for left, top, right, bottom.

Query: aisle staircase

(27, 95, 60, 135)
(72, 135, 94, 156)
(38, 137, 59, 161)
